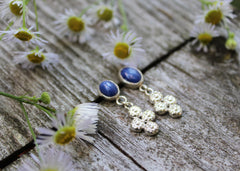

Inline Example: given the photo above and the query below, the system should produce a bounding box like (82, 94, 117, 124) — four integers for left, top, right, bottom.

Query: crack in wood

(0, 140, 34, 169)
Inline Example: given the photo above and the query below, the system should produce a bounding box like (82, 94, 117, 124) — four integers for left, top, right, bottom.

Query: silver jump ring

(139, 84, 148, 92)
(116, 96, 128, 106)
(124, 102, 133, 109)
(145, 88, 153, 96)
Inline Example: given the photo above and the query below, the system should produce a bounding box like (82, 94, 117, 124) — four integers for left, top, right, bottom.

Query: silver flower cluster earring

(118, 67, 183, 118)
(98, 80, 159, 136)
(98, 67, 182, 136)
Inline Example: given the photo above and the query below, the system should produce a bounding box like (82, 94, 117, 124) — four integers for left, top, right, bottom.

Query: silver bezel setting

(98, 80, 120, 101)
(118, 67, 144, 89)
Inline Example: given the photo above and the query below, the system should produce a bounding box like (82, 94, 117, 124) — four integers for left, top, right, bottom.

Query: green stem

(0, 91, 22, 100)
(20, 102, 39, 152)
(26, 0, 31, 5)
(198, 0, 214, 8)
(23, 96, 39, 103)
(22, 0, 27, 28)
(118, 0, 128, 32)
(0, 21, 14, 41)
(34, 104, 55, 118)
(33, 0, 39, 33)
(0, 91, 56, 115)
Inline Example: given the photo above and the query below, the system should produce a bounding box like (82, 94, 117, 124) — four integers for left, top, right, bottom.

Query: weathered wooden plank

(97, 45, 240, 170)
(32, 0, 200, 67)
(3, 134, 143, 171)
(2, 0, 240, 170)
(0, 0, 202, 163)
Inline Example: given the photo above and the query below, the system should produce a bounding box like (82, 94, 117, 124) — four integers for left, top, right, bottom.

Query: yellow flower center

(41, 169, 58, 171)
(27, 53, 45, 63)
(205, 9, 223, 25)
(9, 0, 23, 16)
(54, 126, 76, 145)
(198, 33, 213, 45)
(97, 7, 113, 21)
(114, 42, 131, 59)
(14, 30, 33, 41)
(67, 16, 85, 32)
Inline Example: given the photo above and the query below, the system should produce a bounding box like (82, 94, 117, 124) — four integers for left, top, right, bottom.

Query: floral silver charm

(154, 95, 182, 118)
(129, 106, 159, 136)
(100, 79, 160, 136)
(140, 85, 182, 118)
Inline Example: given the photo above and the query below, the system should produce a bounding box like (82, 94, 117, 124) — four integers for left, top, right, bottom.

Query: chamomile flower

(196, 0, 235, 25)
(14, 48, 59, 69)
(191, 23, 219, 52)
(18, 148, 77, 171)
(102, 30, 145, 66)
(0, 26, 47, 46)
(54, 9, 94, 44)
(36, 103, 99, 146)
(88, 2, 120, 29)
(0, 0, 29, 26)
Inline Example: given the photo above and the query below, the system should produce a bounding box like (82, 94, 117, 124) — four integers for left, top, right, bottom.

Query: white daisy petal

(0, 27, 47, 47)
(13, 48, 59, 69)
(36, 103, 99, 147)
(18, 148, 77, 171)
(195, 0, 235, 25)
(55, 9, 94, 44)
(103, 30, 145, 66)
(88, 2, 120, 29)
(0, 0, 31, 26)
(191, 23, 219, 52)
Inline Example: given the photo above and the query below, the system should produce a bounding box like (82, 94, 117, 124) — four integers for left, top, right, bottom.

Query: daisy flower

(36, 103, 99, 146)
(0, 0, 29, 26)
(14, 48, 59, 69)
(191, 23, 219, 52)
(88, 2, 120, 29)
(18, 148, 77, 171)
(0, 26, 47, 46)
(102, 30, 145, 66)
(196, 0, 235, 25)
(54, 9, 94, 44)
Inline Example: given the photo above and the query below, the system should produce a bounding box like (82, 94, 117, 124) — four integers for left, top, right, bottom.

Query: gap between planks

(0, 38, 193, 170)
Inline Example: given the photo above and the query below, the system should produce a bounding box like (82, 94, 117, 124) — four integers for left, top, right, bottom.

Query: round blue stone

(121, 67, 142, 83)
(99, 81, 118, 97)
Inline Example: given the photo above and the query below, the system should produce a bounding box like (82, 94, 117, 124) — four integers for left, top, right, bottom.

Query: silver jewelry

(98, 80, 159, 136)
(119, 67, 183, 118)
(139, 84, 182, 118)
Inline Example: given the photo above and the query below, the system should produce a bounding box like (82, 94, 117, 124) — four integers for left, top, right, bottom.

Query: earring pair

(98, 67, 182, 136)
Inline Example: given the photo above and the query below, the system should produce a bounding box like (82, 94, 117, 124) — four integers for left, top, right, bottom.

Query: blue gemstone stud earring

(98, 80, 120, 101)
(98, 80, 159, 136)
(118, 67, 144, 88)
(119, 67, 183, 118)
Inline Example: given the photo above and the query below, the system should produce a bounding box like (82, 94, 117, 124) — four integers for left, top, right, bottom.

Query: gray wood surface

(99, 45, 240, 170)
(1, 0, 240, 170)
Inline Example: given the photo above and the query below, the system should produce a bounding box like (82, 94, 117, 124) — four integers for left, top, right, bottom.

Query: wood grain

(0, 0, 201, 162)
(1, 0, 240, 170)
(98, 45, 240, 170)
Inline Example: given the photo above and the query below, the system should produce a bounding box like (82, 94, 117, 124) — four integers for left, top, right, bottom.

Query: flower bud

(225, 33, 237, 50)
(40, 92, 51, 104)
